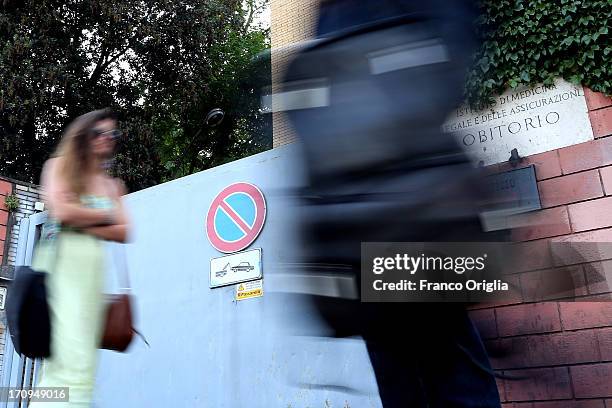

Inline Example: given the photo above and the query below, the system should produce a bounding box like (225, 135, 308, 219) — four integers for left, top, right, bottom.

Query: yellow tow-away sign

(236, 279, 263, 301)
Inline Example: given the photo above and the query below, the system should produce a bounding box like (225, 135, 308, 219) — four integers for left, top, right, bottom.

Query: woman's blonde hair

(53, 109, 116, 195)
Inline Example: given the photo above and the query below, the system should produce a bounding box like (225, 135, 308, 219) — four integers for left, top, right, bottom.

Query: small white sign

(210, 248, 262, 288)
(442, 79, 594, 165)
(0, 287, 6, 310)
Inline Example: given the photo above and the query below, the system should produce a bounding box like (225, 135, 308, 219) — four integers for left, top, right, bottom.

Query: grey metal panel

(0, 217, 30, 408)
(8, 359, 24, 408)
(1, 213, 47, 408)
(20, 212, 47, 408)
(94, 144, 382, 407)
(20, 358, 32, 408)
(24, 212, 47, 265)
(30, 360, 42, 393)
(482, 164, 541, 213)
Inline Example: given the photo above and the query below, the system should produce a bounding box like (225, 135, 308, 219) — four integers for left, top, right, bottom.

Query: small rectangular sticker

(236, 279, 263, 301)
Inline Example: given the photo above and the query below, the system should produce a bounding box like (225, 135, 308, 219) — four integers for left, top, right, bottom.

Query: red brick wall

(0, 179, 12, 264)
(0, 178, 13, 378)
(471, 88, 612, 407)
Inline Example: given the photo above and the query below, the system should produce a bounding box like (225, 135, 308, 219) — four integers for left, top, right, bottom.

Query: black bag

(6, 266, 51, 358)
(6, 236, 61, 358)
(6, 237, 147, 358)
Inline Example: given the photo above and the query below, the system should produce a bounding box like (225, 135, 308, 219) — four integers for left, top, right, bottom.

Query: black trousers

(363, 309, 501, 408)
(310, 298, 501, 407)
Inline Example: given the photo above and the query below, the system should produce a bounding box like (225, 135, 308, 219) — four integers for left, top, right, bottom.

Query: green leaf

(0, 0, 272, 190)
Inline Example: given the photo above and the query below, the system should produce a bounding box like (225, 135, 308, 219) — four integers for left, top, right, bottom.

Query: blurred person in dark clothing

(282, 1, 501, 407)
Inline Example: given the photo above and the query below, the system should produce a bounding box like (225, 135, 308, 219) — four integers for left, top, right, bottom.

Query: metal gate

(1, 211, 47, 408)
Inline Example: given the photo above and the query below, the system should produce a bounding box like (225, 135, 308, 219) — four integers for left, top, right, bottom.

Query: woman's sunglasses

(92, 128, 123, 140)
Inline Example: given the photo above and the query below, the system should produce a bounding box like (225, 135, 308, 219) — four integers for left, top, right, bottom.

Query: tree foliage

(466, 0, 611, 108)
(0, 0, 271, 191)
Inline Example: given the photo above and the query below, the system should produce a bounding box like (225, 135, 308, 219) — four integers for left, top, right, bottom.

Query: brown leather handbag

(100, 245, 148, 352)
(101, 293, 134, 352)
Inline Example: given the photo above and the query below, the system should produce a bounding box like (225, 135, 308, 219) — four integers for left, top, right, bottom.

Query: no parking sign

(206, 182, 267, 253)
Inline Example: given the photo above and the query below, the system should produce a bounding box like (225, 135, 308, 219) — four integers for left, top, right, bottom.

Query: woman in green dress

(29, 109, 131, 407)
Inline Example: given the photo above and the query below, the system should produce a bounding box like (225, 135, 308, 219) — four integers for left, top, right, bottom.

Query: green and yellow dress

(29, 195, 114, 407)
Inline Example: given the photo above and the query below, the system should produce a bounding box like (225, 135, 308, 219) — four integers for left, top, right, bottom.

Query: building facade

(270, 0, 319, 147)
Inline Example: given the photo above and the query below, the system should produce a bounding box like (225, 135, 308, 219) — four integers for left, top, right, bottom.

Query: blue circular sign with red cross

(206, 182, 267, 253)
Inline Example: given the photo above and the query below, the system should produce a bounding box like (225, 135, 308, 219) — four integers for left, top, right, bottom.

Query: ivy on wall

(465, 0, 611, 108)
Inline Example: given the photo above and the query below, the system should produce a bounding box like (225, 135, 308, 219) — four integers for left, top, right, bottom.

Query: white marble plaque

(443, 79, 594, 165)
